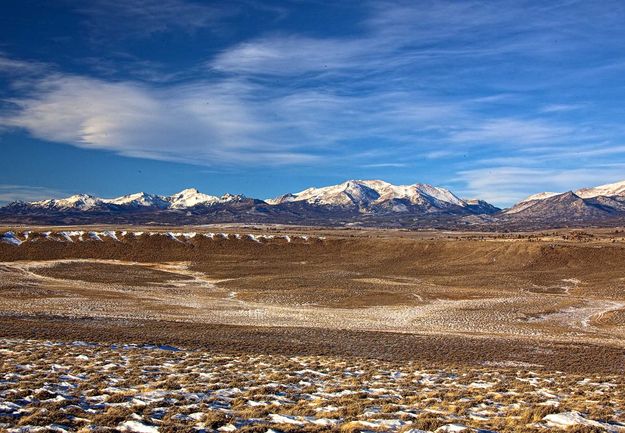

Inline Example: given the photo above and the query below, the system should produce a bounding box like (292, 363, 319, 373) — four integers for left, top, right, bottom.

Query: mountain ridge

(516, 179, 625, 205)
(7, 180, 489, 214)
(0, 179, 497, 227)
(3, 178, 625, 229)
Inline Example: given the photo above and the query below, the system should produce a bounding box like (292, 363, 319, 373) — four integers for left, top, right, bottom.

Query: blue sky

(1, 0, 625, 207)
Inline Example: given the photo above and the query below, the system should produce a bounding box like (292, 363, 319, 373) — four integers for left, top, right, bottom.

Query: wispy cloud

(456, 166, 625, 206)
(210, 0, 623, 79)
(362, 162, 409, 168)
(0, 184, 67, 205)
(72, 0, 233, 39)
(541, 103, 584, 113)
(449, 118, 577, 145)
(211, 35, 373, 76)
(0, 54, 49, 76)
(423, 150, 458, 159)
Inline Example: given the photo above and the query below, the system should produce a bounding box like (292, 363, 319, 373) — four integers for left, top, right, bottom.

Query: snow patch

(435, 424, 469, 432)
(118, 420, 159, 433)
(1, 231, 22, 246)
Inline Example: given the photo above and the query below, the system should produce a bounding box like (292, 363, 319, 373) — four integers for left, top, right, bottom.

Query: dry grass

(0, 338, 622, 433)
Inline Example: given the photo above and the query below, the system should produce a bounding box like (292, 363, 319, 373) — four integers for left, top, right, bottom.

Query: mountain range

(2, 179, 625, 229)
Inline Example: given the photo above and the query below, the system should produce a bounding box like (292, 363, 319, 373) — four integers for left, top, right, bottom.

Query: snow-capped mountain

(15, 181, 492, 215)
(0, 180, 500, 227)
(20, 188, 243, 212)
(6, 178, 625, 229)
(464, 199, 500, 214)
(515, 179, 625, 207)
(503, 179, 625, 224)
(267, 180, 383, 207)
(266, 180, 482, 214)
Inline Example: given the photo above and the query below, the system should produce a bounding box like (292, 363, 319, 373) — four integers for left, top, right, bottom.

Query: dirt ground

(0, 227, 624, 374)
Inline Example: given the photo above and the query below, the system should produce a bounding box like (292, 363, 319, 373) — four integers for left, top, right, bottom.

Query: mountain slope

(504, 192, 610, 220)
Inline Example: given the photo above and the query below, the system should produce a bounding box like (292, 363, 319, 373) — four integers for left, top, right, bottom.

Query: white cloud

(203, 0, 613, 164)
(2, 75, 320, 166)
(0, 70, 471, 167)
(423, 150, 458, 159)
(210, 1, 529, 77)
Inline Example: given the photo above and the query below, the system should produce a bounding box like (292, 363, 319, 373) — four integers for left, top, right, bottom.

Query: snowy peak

(507, 191, 579, 215)
(518, 192, 560, 204)
(165, 188, 245, 208)
(265, 193, 297, 205)
(575, 179, 625, 199)
(268, 180, 381, 207)
(104, 192, 169, 208)
(167, 188, 220, 209)
(220, 192, 245, 201)
(502, 190, 620, 222)
(464, 199, 500, 214)
(173, 188, 202, 197)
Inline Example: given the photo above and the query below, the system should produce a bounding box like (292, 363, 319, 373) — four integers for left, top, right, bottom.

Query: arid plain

(1, 227, 624, 432)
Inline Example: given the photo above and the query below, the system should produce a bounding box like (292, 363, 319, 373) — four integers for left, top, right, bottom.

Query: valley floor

(0, 227, 624, 432)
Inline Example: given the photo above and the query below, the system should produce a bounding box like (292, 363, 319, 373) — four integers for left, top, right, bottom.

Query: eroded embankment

(2, 229, 625, 273)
